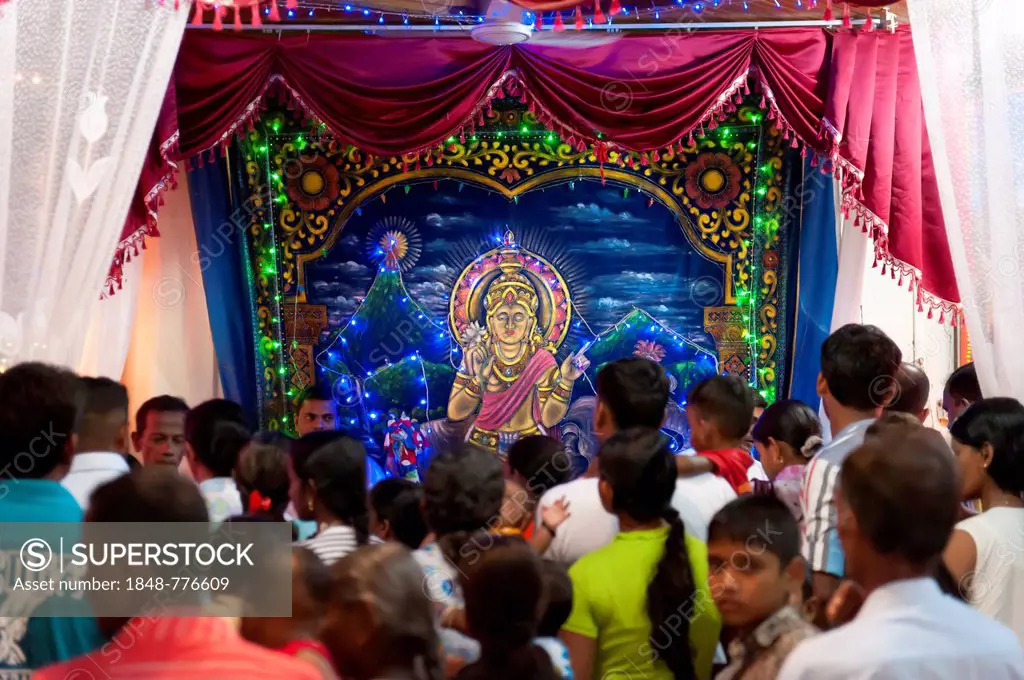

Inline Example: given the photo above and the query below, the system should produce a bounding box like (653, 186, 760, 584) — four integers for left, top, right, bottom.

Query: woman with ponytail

(323, 543, 444, 680)
(455, 535, 565, 680)
(943, 397, 1024, 641)
(750, 400, 823, 522)
(561, 428, 721, 680)
(289, 431, 374, 565)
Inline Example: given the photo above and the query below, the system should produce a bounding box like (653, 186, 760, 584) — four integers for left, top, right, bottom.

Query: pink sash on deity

(474, 350, 558, 431)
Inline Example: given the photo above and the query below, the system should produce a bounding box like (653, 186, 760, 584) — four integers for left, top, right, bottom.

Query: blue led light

(419, 399, 427, 405)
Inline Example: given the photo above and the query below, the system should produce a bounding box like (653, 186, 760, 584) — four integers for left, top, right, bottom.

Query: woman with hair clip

(561, 428, 721, 680)
(234, 432, 294, 531)
(322, 543, 444, 680)
(455, 535, 566, 680)
(289, 431, 374, 565)
(750, 400, 824, 523)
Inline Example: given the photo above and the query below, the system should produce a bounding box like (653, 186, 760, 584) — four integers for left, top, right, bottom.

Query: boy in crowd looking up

(943, 362, 983, 425)
(62, 377, 131, 508)
(132, 394, 188, 468)
(801, 323, 901, 625)
(708, 495, 817, 680)
(780, 427, 1024, 679)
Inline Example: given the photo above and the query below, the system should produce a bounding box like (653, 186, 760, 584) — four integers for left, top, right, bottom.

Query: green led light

(497, 131, 504, 138)
(546, 134, 555, 142)
(277, 367, 286, 375)
(274, 294, 281, 302)
(273, 340, 281, 349)
(756, 186, 767, 196)
(271, 121, 281, 132)
(520, 125, 529, 133)
(272, 317, 280, 323)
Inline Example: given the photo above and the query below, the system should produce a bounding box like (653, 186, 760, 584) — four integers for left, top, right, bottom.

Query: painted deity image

(447, 231, 590, 456)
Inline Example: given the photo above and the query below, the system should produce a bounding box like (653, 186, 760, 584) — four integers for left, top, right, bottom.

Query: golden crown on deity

(484, 230, 539, 313)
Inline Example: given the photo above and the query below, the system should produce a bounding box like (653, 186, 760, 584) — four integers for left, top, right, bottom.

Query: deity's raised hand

(479, 356, 496, 385)
(464, 344, 487, 378)
(559, 351, 591, 382)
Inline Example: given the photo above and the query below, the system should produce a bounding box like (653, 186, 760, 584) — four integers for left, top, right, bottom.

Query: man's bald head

(886, 362, 931, 423)
(839, 426, 959, 577)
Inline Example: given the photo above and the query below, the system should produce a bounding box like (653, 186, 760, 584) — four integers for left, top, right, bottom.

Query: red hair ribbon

(248, 490, 272, 514)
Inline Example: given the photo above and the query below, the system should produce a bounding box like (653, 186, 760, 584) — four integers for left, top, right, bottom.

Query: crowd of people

(1, 322, 1023, 679)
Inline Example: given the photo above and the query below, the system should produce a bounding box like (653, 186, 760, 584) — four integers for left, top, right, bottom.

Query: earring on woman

(307, 498, 315, 512)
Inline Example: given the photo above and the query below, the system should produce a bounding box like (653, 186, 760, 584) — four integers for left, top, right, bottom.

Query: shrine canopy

(118, 22, 959, 323)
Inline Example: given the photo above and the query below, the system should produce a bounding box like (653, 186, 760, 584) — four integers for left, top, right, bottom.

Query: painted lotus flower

(499, 167, 521, 184)
(633, 340, 666, 363)
(684, 153, 742, 210)
(286, 154, 340, 212)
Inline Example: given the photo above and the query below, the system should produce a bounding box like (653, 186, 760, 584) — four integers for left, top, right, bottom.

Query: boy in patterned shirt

(707, 495, 817, 680)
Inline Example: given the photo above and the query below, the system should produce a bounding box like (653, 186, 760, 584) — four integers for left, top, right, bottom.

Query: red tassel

(535, 12, 543, 30)
(212, 4, 224, 30)
(759, 95, 767, 109)
(553, 12, 565, 30)
(191, 1, 203, 25)
(801, 146, 808, 158)
(174, 0, 180, 9)
(688, 132, 695, 147)
(811, 155, 819, 168)
(652, 149, 660, 162)
(824, 0, 834, 22)
(252, 5, 262, 27)
(708, 118, 718, 130)
(790, 137, 799, 149)
(286, 0, 298, 8)
(233, 6, 242, 30)
(842, 2, 852, 29)
(269, 0, 281, 22)
(593, 1, 606, 24)
(939, 310, 945, 325)
(610, 0, 622, 15)
(574, 5, 584, 30)
(863, 8, 873, 31)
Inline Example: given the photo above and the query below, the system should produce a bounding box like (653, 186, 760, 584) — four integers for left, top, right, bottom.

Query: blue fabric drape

(786, 159, 838, 406)
(187, 153, 259, 426)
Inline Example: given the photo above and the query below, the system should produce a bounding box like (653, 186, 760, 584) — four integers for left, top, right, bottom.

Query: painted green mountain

(362, 355, 455, 434)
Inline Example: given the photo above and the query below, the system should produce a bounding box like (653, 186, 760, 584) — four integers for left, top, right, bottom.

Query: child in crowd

(369, 477, 429, 549)
(290, 432, 372, 565)
(322, 544, 444, 680)
(455, 535, 561, 680)
(561, 428, 721, 680)
(944, 398, 1024, 642)
(508, 435, 574, 536)
(235, 432, 294, 534)
(686, 376, 756, 494)
(750, 400, 823, 522)
(707, 495, 818, 680)
(241, 547, 337, 679)
(496, 476, 572, 554)
(536, 561, 575, 679)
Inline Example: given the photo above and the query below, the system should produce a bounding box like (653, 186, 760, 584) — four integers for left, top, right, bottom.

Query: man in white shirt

(62, 377, 131, 509)
(538, 358, 735, 564)
(779, 425, 1024, 680)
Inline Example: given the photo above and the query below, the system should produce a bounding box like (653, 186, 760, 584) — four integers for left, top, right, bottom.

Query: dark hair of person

(134, 394, 188, 434)
(945, 362, 983, 405)
(124, 454, 142, 471)
(297, 382, 335, 409)
(507, 435, 572, 498)
(89, 467, 209, 523)
(77, 376, 129, 451)
(841, 426, 960, 564)
(185, 399, 251, 478)
(752, 391, 770, 410)
(820, 324, 902, 411)
(595, 358, 670, 430)
(0, 362, 83, 479)
(708, 495, 800, 564)
(295, 432, 370, 545)
(331, 543, 443, 680)
(455, 535, 559, 680)
(949, 397, 1024, 494)
(599, 428, 696, 680)
(887, 362, 931, 417)
(422, 445, 504, 565)
(751, 400, 823, 460)
(235, 431, 293, 521)
(370, 478, 429, 550)
(538, 560, 573, 638)
(865, 411, 923, 438)
(687, 375, 755, 440)
(294, 545, 332, 612)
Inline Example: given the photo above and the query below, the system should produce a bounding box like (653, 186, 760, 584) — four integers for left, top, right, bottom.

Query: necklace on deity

(493, 345, 530, 383)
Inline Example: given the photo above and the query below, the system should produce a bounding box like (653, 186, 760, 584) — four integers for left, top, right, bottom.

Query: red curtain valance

(117, 26, 959, 321)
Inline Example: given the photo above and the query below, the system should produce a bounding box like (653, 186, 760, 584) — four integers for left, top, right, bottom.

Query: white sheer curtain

(0, 0, 186, 369)
(909, 0, 1024, 402)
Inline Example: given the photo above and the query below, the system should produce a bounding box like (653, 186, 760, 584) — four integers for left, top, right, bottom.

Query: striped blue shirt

(800, 418, 874, 577)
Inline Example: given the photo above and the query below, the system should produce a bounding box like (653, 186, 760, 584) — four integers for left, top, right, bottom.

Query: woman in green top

(561, 428, 722, 680)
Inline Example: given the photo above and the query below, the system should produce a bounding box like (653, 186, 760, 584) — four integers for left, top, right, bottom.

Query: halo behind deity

(448, 230, 572, 351)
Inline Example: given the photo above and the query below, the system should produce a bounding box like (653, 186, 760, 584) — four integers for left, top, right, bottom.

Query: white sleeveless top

(957, 507, 1024, 643)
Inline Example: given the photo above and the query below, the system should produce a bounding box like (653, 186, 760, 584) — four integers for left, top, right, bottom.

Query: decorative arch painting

(241, 97, 795, 473)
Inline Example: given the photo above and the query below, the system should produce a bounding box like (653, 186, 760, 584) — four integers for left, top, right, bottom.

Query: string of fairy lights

(252, 102, 784, 430)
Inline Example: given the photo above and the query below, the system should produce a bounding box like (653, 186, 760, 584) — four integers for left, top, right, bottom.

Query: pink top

(773, 464, 805, 523)
(34, 617, 322, 680)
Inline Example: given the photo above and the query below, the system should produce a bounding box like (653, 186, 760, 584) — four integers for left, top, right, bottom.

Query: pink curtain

(118, 27, 959, 319)
(825, 27, 959, 322)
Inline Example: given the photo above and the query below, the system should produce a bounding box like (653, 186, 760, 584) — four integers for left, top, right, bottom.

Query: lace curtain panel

(909, 0, 1024, 402)
(0, 0, 186, 368)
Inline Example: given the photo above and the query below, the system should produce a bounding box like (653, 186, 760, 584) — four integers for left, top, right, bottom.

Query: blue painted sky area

(306, 179, 724, 348)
